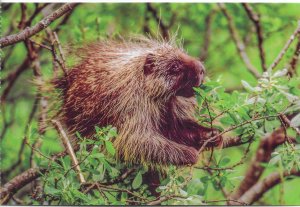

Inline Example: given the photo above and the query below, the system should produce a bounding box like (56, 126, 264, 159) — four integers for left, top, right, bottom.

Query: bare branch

(1, 58, 31, 102)
(18, 4, 27, 30)
(51, 119, 86, 184)
(268, 20, 300, 71)
(146, 3, 169, 40)
(229, 128, 287, 203)
(105, 169, 135, 185)
(218, 3, 261, 78)
(0, 168, 46, 205)
(26, 3, 50, 27)
(53, 31, 66, 65)
(288, 35, 300, 76)
(0, 3, 78, 48)
(279, 114, 300, 136)
(199, 114, 280, 154)
(242, 3, 267, 72)
(238, 169, 300, 205)
(146, 195, 186, 205)
(200, 10, 217, 61)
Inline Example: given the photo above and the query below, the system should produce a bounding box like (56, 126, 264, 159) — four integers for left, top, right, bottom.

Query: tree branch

(1, 58, 31, 102)
(200, 10, 216, 61)
(146, 3, 169, 40)
(268, 20, 300, 71)
(242, 3, 267, 72)
(0, 3, 78, 48)
(146, 195, 185, 205)
(218, 3, 261, 78)
(229, 128, 287, 203)
(288, 35, 300, 76)
(0, 168, 46, 204)
(51, 119, 86, 184)
(238, 169, 300, 205)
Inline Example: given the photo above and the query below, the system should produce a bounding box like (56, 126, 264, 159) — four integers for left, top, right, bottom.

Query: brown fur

(54, 36, 220, 167)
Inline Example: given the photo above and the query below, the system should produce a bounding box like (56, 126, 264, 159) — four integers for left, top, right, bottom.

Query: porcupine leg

(143, 170, 161, 197)
(140, 138, 199, 166)
(179, 120, 222, 150)
(140, 138, 198, 197)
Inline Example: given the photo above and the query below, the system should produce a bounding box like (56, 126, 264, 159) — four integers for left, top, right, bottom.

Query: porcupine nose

(193, 60, 205, 86)
(179, 53, 205, 87)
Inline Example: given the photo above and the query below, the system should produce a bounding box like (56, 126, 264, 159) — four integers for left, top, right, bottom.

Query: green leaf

(220, 116, 235, 125)
(45, 186, 61, 195)
(200, 176, 209, 183)
(132, 171, 143, 189)
(105, 141, 116, 156)
(219, 157, 230, 166)
(212, 179, 221, 191)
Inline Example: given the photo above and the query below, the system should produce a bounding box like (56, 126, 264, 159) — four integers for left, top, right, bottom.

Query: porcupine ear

(143, 54, 155, 75)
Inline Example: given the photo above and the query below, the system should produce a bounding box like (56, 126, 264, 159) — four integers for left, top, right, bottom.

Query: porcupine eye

(169, 64, 182, 76)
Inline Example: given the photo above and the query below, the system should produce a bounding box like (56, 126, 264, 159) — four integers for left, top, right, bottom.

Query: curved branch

(229, 128, 287, 202)
(238, 169, 300, 205)
(146, 3, 169, 40)
(0, 3, 78, 48)
(268, 20, 300, 71)
(288, 35, 300, 76)
(218, 3, 261, 78)
(1, 57, 31, 102)
(0, 168, 46, 204)
(242, 3, 267, 72)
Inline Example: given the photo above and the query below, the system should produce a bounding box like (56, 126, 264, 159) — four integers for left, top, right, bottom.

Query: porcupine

(53, 36, 220, 169)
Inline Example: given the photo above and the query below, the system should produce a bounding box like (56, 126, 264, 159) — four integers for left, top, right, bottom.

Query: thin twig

(0, 168, 47, 205)
(0, 3, 78, 48)
(197, 138, 253, 171)
(146, 3, 170, 40)
(146, 195, 186, 205)
(288, 35, 300, 76)
(218, 3, 261, 78)
(267, 20, 300, 71)
(279, 113, 300, 136)
(53, 31, 66, 68)
(51, 119, 86, 184)
(198, 114, 280, 154)
(1, 58, 31, 102)
(200, 10, 217, 61)
(242, 3, 267, 72)
(204, 199, 246, 205)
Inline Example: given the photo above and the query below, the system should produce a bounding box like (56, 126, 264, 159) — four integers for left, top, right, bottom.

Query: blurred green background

(1, 3, 300, 204)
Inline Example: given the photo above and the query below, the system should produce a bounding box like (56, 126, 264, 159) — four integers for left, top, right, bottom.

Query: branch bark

(229, 128, 287, 203)
(242, 3, 267, 72)
(218, 3, 261, 78)
(288, 35, 300, 76)
(238, 169, 300, 205)
(146, 3, 170, 40)
(0, 3, 78, 48)
(0, 168, 46, 204)
(51, 119, 86, 184)
(200, 10, 216, 61)
(268, 20, 300, 71)
(1, 58, 31, 102)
